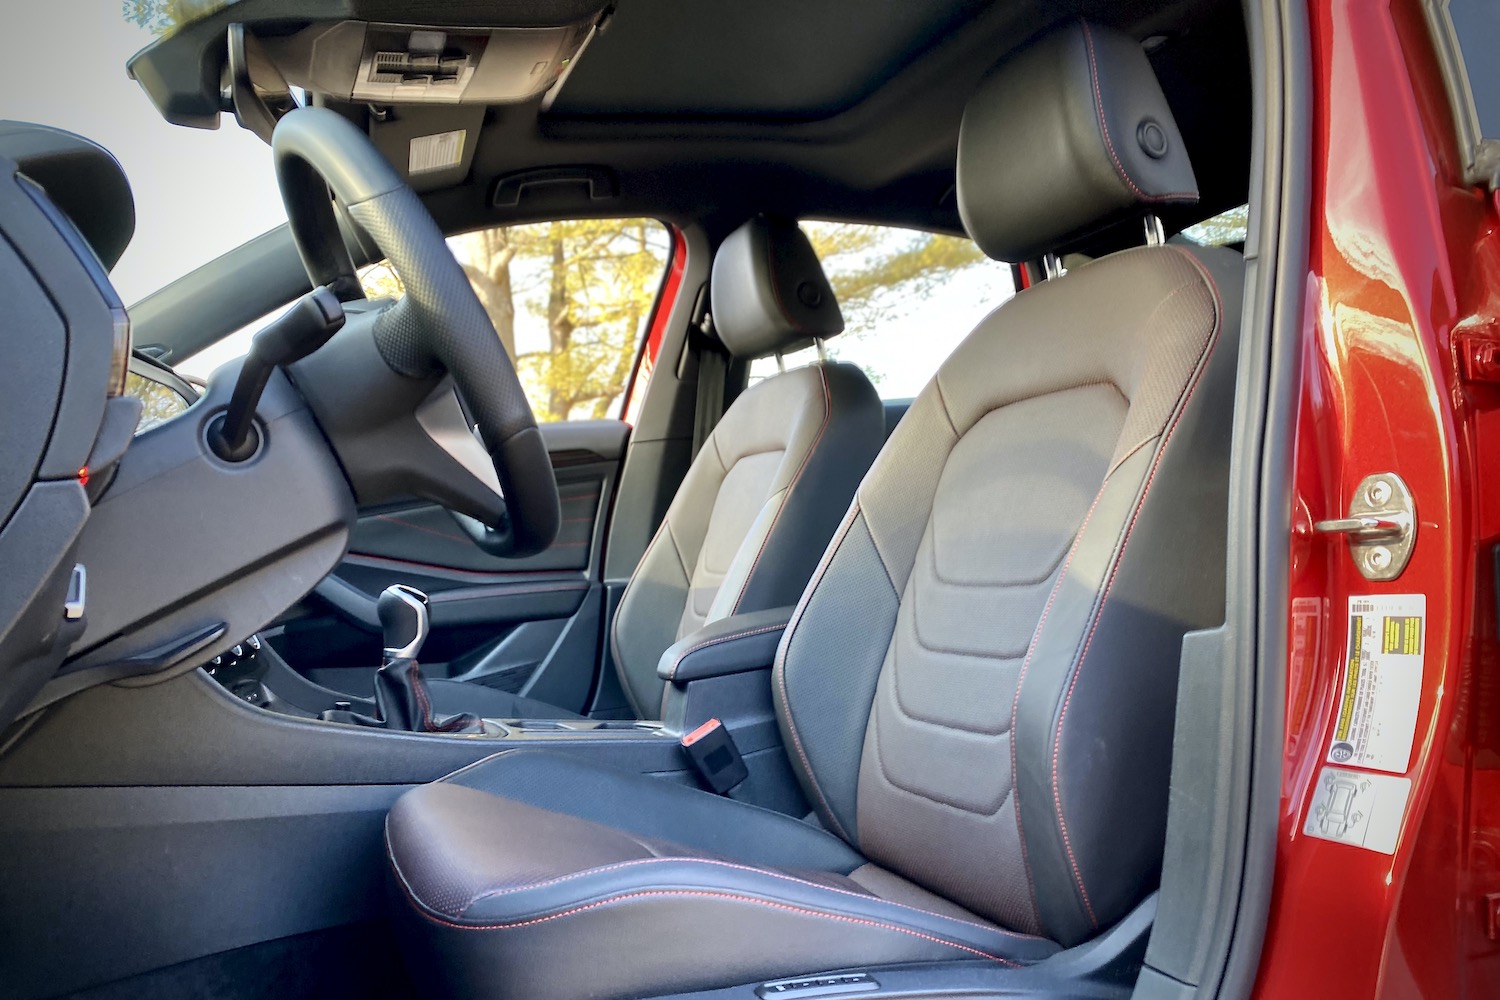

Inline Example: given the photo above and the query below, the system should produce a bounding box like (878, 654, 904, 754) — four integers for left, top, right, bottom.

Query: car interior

(0, 0, 1296, 998)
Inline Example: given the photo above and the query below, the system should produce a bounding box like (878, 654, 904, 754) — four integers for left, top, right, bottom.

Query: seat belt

(693, 346, 726, 458)
(690, 287, 727, 458)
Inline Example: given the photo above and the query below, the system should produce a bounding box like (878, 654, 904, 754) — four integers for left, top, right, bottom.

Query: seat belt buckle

(680, 718, 749, 794)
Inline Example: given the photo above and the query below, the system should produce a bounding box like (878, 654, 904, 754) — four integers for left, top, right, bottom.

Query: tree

(1180, 204, 1250, 247)
(122, 0, 219, 36)
(808, 224, 986, 334)
(505, 220, 668, 421)
(362, 219, 988, 422)
(360, 219, 671, 423)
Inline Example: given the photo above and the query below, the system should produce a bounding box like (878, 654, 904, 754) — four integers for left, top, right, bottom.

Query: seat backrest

(773, 20, 1244, 946)
(611, 217, 883, 716)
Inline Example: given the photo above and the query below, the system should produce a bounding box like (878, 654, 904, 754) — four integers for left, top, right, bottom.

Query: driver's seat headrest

(710, 215, 844, 360)
(957, 20, 1199, 262)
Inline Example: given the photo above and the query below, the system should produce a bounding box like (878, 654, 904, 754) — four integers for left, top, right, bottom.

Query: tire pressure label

(1326, 594, 1425, 774)
(1304, 767, 1411, 854)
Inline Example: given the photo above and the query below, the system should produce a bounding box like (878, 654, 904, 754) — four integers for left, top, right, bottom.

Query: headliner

(137, 0, 1250, 248)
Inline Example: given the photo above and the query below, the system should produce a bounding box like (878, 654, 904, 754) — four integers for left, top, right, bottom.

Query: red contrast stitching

(666, 623, 788, 681)
(1007, 484, 1107, 925)
(1048, 254, 1224, 929)
(404, 885, 1022, 966)
(455, 856, 1048, 941)
(410, 663, 436, 729)
(375, 514, 468, 544)
(1080, 22, 1195, 204)
(775, 501, 862, 842)
(729, 364, 832, 614)
(610, 509, 680, 715)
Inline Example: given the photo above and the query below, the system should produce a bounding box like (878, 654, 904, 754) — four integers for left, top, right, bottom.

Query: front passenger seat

(427, 216, 884, 719)
(386, 20, 1243, 999)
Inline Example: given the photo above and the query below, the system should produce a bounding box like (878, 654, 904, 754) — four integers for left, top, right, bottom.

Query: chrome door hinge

(1313, 473, 1416, 581)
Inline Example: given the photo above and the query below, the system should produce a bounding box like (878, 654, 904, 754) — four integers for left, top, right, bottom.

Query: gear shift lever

(320, 585, 482, 733)
(380, 584, 431, 661)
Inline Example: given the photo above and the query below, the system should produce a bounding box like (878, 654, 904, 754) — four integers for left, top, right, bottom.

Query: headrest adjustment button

(796, 282, 823, 308)
(1137, 119, 1169, 159)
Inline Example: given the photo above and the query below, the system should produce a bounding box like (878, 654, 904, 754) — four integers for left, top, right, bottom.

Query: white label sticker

(1304, 766, 1410, 854)
(1326, 594, 1425, 774)
(409, 130, 466, 175)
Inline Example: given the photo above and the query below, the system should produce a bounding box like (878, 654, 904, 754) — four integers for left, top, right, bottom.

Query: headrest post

(776, 351, 787, 374)
(814, 338, 828, 362)
(1042, 253, 1067, 281)
(1144, 215, 1166, 247)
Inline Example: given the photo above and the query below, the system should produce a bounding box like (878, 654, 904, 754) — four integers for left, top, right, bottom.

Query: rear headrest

(710, 216, 844, 359)
(957, 21, 1198, 262)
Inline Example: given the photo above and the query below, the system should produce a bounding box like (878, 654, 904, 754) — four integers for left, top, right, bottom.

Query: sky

(2, 0, 287, 305)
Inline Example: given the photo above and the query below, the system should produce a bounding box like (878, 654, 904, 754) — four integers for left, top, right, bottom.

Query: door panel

(271, 420, 629, 714)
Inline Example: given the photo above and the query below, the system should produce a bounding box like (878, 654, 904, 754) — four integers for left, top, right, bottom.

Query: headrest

(710, 216, 844, 359)
(957, 21, 1198, 262)
(0, 122, 135, 270)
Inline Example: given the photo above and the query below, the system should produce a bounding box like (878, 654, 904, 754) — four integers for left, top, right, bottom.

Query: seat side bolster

(1012, 246, 1241, 946)
(728, 362, 885, 617)
(774, 504, 896, 844)
(610, 514, 697, 715)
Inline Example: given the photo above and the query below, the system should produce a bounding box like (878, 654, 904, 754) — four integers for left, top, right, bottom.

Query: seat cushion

(423, 680, 584, 721)
(386, 751, 1059, 1000)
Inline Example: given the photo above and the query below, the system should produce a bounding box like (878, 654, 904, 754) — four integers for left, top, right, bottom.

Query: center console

(221, 585, 808, 816)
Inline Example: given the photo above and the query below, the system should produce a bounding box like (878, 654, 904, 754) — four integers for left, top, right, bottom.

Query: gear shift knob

(378, 585, 430, 660)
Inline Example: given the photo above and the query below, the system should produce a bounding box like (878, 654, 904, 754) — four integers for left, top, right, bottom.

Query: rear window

(748, 221, 1013, 400)
(1179, 205, 1249, 247)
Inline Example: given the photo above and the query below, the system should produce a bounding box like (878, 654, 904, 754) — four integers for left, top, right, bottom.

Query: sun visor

(126, 0, 608, 130)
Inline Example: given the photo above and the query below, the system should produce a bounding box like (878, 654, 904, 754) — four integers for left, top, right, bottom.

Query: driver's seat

(385, 21, 1243, 999)
(425, 215, 884, 720)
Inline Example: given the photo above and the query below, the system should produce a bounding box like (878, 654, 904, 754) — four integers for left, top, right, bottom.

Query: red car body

(1266, 1, 1500, 996)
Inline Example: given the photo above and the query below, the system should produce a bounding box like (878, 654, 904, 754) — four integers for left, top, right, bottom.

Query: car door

(268, 218, 681, 716)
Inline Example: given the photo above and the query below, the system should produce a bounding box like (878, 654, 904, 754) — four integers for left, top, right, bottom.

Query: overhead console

(126, 0, 609, 130)
(275, 21, 594, 107)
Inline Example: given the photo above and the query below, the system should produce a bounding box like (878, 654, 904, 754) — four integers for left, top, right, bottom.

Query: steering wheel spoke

(273, 108, 559, 557)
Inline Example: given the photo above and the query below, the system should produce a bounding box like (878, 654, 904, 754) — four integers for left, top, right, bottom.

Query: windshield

(4, 1, 286, 304)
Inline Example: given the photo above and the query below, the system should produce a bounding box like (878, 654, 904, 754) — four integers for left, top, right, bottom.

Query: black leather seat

(385, 21, 1244, 999)
(426, 216, 885, 720)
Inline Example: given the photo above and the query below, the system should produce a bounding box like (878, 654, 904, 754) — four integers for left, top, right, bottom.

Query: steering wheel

(270, 108, 559, 558)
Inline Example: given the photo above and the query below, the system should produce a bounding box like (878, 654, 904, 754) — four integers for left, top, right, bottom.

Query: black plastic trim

(1137, 1, 1308, 998)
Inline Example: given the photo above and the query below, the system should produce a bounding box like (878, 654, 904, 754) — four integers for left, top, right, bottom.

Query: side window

(361, 219, 673, 422)
(747, 221, 1013, 400)
(177, 219, 673, 423)
(1179, 204, 1250, 247)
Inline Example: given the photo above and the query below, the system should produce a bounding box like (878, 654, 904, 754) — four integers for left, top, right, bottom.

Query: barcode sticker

(409, 130, 466, 175)
(1326, 593, 1426, 773)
